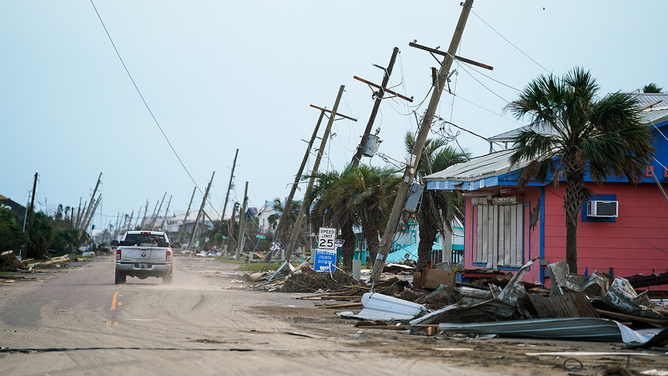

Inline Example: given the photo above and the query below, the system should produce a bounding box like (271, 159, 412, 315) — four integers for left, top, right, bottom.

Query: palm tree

(642, 83, 663, 93)
(336, 165, 400, 265)
(267, 198, 301, 244)
(307, 169, 358, 270)
(507, 67, 656, 273)
(405, 132, 469, 270)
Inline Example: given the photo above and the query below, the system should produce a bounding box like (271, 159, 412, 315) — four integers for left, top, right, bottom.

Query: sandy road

(0, 256, 515, 376)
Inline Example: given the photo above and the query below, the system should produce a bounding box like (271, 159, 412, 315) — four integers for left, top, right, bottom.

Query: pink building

(424, 93, 668, 287)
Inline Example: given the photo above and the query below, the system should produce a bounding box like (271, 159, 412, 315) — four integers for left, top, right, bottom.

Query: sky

(1, 0, 666, 232)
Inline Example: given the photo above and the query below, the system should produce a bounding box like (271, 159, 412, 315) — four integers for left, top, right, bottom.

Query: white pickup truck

(112, 231, 173, 284)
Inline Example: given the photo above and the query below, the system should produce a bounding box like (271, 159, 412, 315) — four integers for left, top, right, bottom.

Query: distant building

(0, 194, 26, 218)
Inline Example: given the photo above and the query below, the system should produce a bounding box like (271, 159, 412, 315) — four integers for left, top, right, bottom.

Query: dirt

(1, 257, 667, 376)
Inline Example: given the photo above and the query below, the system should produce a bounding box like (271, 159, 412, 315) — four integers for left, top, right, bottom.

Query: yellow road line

(111, 291, 119, 310)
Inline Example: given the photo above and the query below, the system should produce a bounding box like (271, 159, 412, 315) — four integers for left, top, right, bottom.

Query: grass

(212, 256, 297, 272)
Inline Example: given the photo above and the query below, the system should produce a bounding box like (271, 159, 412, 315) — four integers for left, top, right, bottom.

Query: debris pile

(0, 251, 29, 272)
(247, 257, 668, 349)
(280, 267, 360, 293)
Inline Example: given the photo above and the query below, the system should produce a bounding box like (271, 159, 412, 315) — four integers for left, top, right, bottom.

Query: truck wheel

(115, 269, 126, 284)
(163, 273, 172, 284)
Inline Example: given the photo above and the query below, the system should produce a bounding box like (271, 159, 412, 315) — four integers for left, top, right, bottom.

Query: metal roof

(424, 149, 524, 183)
(437, 317, 651, 343)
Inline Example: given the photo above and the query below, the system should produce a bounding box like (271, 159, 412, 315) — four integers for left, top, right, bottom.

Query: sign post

(314, 227, 337, 271)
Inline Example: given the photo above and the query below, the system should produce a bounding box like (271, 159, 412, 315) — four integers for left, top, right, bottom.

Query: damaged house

(423, 93, 668, 287)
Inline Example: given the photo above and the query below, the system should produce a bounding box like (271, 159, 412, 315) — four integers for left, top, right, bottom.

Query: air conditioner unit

(586, 200, 618, 218)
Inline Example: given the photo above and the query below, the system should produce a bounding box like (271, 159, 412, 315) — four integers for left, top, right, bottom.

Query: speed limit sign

(318, 227, 336, 251)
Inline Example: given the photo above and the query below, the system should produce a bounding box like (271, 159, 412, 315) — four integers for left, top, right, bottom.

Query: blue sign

(314, 249, 336, 271)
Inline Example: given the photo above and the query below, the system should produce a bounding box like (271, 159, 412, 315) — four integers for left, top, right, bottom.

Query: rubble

(244, 256, 668, 348)
(0, 251, 29, 272)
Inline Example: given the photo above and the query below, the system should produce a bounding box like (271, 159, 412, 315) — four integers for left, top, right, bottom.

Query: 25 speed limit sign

(318, 227, 336, 251)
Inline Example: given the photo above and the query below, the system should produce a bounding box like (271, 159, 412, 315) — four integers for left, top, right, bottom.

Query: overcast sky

(2, 1, 666, 231)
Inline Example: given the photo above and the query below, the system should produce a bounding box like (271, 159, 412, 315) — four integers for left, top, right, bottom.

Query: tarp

(386, 242, 442, 263)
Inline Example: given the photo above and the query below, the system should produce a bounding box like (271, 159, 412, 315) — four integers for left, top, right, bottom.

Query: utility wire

(471, 10, 551, 74)
(89, 1, 203, 200)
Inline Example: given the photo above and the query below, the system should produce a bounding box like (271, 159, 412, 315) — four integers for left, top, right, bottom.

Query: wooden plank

(478, 205, 489, 263)
(504, 205, 511, 266)
(316, 302, 363, 309)
(516, 204, 524, 266)
(508, 205, 519, 266)
(490, 205, 498, 269)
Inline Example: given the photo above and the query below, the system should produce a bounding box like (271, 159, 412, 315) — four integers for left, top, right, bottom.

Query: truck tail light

(116, 249, 121, 261)
(166, 250, 172, 263)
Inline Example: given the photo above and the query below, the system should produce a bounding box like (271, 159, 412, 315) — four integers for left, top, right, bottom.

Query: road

(0, 256, 516, 376)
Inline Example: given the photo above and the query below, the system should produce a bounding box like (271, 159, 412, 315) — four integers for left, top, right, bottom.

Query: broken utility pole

(160, 195, 172, 231)
(351, 47, 413, 167)
(225, 202, 239, 253)
(236, 181, 249, 260)
(151, 192, 167, 229)
(272, 104, 356, 257)
(177, 186, 197, 243)
(284, 85, 347, 262)
(22, 172, 38, 259)
(188, 172, 215, 251)
(221, 149, 239, 225)
(370, 0, 475, 282)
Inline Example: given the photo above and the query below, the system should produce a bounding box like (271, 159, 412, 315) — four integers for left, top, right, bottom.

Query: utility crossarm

(309, 104, 357, 122)
(352, 76, 414, 102)
(408, 41, 493, 71)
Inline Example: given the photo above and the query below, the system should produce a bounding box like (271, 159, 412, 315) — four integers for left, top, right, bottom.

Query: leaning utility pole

(177, 186, 197, 243)
(225, 202, 239, 253)
(150, 192, 167, 229)
(22, 172, 38, 259)
(82, 195, 102, 234)
(370, 0, 474, 282)
(221, 149, 238, 224)
(188, 172, 215, 251)
(235, 181, 249, 259)
(79, 173, 102, 234)
(274, 105, 356, 250)
(140, 200, 149, 230)
(351, 47, 413, 166)
(75, 198, 83, 229)
(284, 85, 346, 262)
(160, 195, 172, 231)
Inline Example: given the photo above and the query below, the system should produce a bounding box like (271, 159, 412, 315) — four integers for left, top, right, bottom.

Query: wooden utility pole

(150, 192, 167, 229)
(284, 85, 346, 262)
(79, 173, 102, 234)
(82, 195, 102, 234)
(160, 195, 172, 230)
(140, 200, 149, 230)
(188, 172, 215, 251)
(225, 202, 239, 253)
(178, 186, 197, 243)
(351, 47, 413, 166)
(235, 181, 249, 259)
(221, 149, 239, 224)
(370, 0, 475, 282)
(113, 212, 120, 240)
(75, 198, 83, 229)
(22, 172, 38, 259)
(126, 210, 134, 232)
(273, 105, 356, 251)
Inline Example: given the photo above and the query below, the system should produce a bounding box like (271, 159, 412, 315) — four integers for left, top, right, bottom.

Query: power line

(89, 0, 202, 198)
(471, 10, 551, 74)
